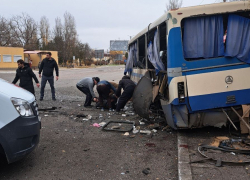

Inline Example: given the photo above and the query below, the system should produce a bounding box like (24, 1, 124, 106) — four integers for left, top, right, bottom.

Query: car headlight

(11, 98, 34, 116)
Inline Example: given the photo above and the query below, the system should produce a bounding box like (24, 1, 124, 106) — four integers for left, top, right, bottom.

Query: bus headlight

(11, 98, 34, 116)
(178, 82, 185, 103)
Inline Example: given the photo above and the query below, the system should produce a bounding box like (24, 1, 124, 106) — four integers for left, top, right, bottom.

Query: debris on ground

(152, 129, 157, 133)
(194, 137, 250, 166)
(38, 107, 57, 111)
(92, 123, 101, 128)
(123, 132, 129, 136)
(76, 114, 87, 118)
(145, 143, 156, 147)
(102, 121, 134, 132)
(111, 126, 121, 130)
(140, 130, 151, 135)
(99, 122, 106, 127)
(132, 126, 139, 134)
(142, 168, 150, 175)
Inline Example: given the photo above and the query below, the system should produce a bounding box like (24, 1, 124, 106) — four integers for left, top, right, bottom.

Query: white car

(0, 78, 41, 163)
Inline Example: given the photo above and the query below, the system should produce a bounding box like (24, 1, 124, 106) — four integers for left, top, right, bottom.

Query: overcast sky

(2, 0, 217, 50)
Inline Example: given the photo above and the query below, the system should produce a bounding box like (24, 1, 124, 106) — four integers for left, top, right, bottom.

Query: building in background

(0, 46, 58, 69)
(94, 49, 104, 61)
(24, 50, 58, 68)
(0, 47, 24, 69)
(110, 40, 128, 61)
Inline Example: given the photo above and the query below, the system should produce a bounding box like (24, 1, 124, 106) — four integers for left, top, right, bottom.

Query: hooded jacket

(12, 65, 39, 94)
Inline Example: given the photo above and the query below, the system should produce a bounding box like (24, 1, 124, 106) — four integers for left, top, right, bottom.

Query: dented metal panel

(132, 76, 153, 119)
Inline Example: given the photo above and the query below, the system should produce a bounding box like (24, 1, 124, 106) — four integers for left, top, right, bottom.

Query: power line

(199, 0, 206, 5)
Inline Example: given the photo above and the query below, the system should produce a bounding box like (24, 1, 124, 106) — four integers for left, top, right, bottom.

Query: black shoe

(52, 98, 56, 101)
(40, 98, 43, 101)
(84, 105, 93, 108)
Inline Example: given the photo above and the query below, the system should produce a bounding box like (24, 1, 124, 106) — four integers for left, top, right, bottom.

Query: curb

(177, 132, 192, 180)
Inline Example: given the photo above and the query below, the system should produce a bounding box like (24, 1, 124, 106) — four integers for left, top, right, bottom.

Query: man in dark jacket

(115, 75, 136, 112)
(96, 80, 117, 111)
(39, 52, 59, 101)
(76, 77, 100, 108)
(12, 59, 40, 95)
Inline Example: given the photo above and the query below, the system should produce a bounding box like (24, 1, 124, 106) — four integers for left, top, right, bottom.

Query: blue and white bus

(126, 1, 250, 129)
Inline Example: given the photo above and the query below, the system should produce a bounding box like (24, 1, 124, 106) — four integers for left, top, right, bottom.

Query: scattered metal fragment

(142, 168, 150, 175)
(99, 122, 106, 127)
(39, 107, 57, 111)
(102, 121, 134, 132)
(152, 129, 157, 133)
(132, 126, 139, 134)
(140, 130, 151, 135)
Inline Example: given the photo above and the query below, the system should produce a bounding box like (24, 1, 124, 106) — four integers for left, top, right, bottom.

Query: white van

(0, 78, 41, 163)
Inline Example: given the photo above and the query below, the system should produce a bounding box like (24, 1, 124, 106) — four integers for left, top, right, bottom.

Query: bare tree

(0, 16, 14, 46)
(63, 12, 78, 64)
(10, 13, 38, 49)
(50, 17, 64, 64)
(165, 0, 182, 11)
(39, 16, 50, 49)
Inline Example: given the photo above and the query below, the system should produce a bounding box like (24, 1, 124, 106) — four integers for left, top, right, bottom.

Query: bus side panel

(186, 67, 250, 111)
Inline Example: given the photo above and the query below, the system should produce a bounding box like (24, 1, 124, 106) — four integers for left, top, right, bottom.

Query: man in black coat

(39, 52, 59, 101)
(12, 59, 40, 95)
(115, 75, 136, 112)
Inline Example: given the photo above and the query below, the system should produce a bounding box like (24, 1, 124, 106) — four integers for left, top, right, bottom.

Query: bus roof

(129, 1, 250, 45)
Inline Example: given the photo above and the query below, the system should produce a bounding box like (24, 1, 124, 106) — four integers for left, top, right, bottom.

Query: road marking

(178, 132, 192, 180)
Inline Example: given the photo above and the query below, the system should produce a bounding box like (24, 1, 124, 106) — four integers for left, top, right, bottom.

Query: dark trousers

(97, 84, 111, 109)
(77, 85, 92, 106)
(22, 85, 35, 95)
(116, 86, 135, 112)
(40, 75, 55, 98)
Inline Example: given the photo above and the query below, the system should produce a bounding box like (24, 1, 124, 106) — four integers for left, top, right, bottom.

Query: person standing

(12, 59, 40, 95)
(76, 77, 100, 107)
(115, 75, 136, 113)
(39, 52, 59, 101)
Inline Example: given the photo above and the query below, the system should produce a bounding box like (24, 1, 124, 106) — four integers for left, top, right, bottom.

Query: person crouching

(96, 80, 117, 111)
(76, 77, 100, 108)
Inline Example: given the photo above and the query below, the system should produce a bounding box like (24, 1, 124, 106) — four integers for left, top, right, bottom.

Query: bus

(125, 1, 250, 129)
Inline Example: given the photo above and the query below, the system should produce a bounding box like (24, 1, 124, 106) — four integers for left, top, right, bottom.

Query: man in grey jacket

(76, 77, 100, 107)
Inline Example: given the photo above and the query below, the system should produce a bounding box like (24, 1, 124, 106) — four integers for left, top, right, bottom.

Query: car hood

(0, 78, 35, 103)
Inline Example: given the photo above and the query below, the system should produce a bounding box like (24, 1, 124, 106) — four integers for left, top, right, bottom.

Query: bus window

(147, 28, 156, 69)
(182, 15, 225, 60)
(138, 36, 146, 69)
(159, 22, 167, 69)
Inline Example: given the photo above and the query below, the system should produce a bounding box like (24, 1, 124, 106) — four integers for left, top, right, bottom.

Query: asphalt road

(0, 66, 178, 180)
